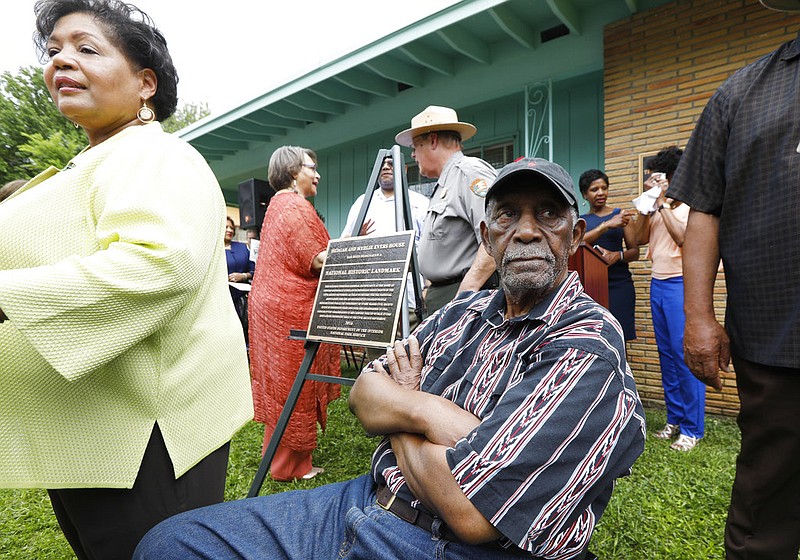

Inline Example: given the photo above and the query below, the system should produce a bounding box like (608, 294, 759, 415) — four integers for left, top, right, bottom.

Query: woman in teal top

(0, 1, 252, 557)
(579, 169, 639, 340)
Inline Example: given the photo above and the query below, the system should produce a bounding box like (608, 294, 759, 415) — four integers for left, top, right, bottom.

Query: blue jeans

(134, 474, 530, 559)
(650, 277, 705, 438)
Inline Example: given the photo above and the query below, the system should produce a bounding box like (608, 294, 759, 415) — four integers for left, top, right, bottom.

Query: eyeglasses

(301, 163, 318, 172)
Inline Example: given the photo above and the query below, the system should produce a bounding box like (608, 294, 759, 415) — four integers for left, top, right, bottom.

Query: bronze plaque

(306, 231, 414, 348)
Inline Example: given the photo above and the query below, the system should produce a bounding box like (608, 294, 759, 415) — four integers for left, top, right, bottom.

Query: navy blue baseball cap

(485, 158, 579, 211)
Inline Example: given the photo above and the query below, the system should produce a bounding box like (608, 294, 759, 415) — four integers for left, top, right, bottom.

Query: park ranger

(395, 106, 498, 313)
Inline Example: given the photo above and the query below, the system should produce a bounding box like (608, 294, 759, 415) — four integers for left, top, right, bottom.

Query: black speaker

(238, 178, 273, 230)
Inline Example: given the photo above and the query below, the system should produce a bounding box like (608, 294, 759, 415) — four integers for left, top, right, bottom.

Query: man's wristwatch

(658, 203, 671, 211)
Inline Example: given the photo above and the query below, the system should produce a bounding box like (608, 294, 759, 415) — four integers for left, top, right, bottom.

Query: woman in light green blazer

(0, 1, 253, 557)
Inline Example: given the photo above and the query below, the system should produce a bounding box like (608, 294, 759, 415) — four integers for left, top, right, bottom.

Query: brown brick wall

(603, 0, 800, 415)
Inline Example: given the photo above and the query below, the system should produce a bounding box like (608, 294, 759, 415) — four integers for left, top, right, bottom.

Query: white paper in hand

(633, 186, 661, 215)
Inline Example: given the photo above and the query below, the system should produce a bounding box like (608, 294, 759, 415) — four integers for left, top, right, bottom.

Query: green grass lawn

(1, 389, 743, 559)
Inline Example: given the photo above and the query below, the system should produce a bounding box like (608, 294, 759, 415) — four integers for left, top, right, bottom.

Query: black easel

(247, 146, 425, 498)
(350, 145, 425, 335)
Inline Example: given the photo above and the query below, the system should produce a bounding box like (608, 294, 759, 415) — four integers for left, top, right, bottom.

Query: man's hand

(684, 314, 729, 391)
(376, 336, 480, 444)
(350, 337, 480, 445)
(377, 336, 422, 391)
(682, 209, 725, 391)
(358, 218, 376, 237)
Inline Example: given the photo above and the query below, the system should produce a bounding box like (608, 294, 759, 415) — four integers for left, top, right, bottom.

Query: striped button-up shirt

(372, 272, 645, 558)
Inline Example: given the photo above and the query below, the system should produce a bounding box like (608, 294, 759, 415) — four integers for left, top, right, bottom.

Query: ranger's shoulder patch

(470, 177, 490, 197)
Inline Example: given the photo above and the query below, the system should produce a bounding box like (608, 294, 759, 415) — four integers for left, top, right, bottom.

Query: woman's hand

(311, 250, 327, 273)
(595, 246, 623, 265)
(644, 172, 668, 192)
(605, 212, 629, 229)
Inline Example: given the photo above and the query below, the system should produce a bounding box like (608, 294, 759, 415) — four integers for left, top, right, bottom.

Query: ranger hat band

(758, 0, 800, 11)
(395, 106, 477, 147)
(485, 158, 579, 211)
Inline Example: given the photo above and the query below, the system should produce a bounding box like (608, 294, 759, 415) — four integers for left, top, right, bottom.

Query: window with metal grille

(405, 165, 437, 197)
(464, 141, 516, 168)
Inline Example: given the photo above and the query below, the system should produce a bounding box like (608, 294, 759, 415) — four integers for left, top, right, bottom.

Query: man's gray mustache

(501, 246, 555, 266)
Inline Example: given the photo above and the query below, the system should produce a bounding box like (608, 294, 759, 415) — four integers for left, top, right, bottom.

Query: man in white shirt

(341, 156, 429, 338)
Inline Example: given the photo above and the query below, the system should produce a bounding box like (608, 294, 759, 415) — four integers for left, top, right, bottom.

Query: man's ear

(480, 220, 491, 254)
(569, 217, 586, 256)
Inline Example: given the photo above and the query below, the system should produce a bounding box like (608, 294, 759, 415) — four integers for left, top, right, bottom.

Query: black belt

(376, 484, 460, 542)
(428, 271, 500, 290)
(428, 277, 462, 288)
(375, 484, 537, 557)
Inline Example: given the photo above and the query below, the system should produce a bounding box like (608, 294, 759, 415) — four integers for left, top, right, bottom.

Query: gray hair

(0, 179, 28, 203)
(424, 130, 462, 149)
(267, 146, 317, 190)
(568, 206, 579, 228)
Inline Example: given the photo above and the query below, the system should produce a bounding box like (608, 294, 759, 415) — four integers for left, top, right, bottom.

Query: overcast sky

(1, 1, 460, 115)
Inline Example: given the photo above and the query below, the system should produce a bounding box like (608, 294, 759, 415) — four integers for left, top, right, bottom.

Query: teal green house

(179, 0, 672, 236)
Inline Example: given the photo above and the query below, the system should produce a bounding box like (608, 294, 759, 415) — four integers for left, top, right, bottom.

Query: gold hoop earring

(137, 100, 155, 124)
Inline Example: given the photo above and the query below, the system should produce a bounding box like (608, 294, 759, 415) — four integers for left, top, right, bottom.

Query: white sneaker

(670, 434, 699, 452)
(654, 423, 679, 439)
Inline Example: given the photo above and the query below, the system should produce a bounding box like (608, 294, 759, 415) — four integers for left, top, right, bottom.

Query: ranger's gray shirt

(418, 151, 497, 283)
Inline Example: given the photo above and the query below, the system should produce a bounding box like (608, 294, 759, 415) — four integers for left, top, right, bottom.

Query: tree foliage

(0, 66, 84, 185)
(0, 65, 211, 185)
(162, 101, 210, 133)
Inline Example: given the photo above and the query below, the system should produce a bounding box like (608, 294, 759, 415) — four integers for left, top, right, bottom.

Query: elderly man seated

(134, 158, 646, 560)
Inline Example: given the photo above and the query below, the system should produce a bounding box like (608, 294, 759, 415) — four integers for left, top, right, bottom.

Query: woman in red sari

(248, 146, 340, 481)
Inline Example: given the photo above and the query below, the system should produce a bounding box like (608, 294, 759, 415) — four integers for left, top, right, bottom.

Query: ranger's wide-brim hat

(759, 0, 800, 11)
(395, 105, 477, 147)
